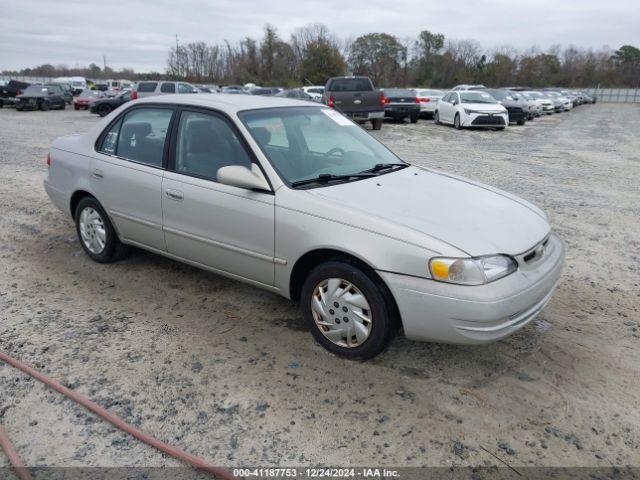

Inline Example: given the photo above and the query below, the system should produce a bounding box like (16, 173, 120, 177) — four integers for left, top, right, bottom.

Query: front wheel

(300, 261, 396, 359)
(454, 113, 462, 129)
(97, 104, 112, 117)
(75, 197, 127, 263)
(434, 111, 441, 124)
(371, 118, 383, 130)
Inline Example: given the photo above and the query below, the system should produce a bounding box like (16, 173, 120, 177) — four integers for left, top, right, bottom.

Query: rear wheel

(371, 118, 383, 130)
(410, 112, 419, 123)
(300, 261, 396, 359)
(516, 118, 525, 126)
(434, 111, 441, 125)
(454, 113, 462, 129)
(75, 197, 127, 263)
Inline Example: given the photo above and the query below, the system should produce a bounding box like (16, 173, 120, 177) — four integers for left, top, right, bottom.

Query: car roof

(133, 93, 321, 113)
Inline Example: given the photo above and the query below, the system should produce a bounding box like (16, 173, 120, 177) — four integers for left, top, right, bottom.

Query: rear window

(137, 82, 158, 92)
(23, 86, 48, 95)
(417, 89, 444, 96)
(328, 78, 373, 92)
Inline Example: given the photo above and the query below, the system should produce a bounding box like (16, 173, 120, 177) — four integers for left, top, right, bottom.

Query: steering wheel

(323, 147, 345, 159)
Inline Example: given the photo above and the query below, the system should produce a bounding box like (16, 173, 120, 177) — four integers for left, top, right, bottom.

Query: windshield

(417, 89, 444, 96)
(71, 81, 84, 87)
(239, 106, 404, 187)
(460, 92, 498, 104)
(384, 88, 414, 97)
(23, 86, 48, 95)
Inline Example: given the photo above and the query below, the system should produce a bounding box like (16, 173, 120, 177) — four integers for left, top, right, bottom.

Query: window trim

(166, 105, 274, 193)
(94, 103, 178, 170)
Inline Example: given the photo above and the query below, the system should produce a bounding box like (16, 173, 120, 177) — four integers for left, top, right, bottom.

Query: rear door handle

(165, 189, 184, 201)
(92, 169, 104, 179)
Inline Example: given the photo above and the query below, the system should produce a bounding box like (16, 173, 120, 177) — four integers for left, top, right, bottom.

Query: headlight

(429, 255, 517, 285)
(464, 108, 480, 115)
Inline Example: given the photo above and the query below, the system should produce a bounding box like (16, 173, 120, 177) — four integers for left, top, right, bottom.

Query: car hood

(461, 102, 506, 112)
(307, 166, 550, 256)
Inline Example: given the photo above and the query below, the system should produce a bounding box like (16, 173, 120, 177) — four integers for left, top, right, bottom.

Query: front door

(161, 108, 275, 286)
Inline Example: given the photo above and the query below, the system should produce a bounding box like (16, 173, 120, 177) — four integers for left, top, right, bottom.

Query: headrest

(250, 126, 271, 145)
(121, 122, 151, 139)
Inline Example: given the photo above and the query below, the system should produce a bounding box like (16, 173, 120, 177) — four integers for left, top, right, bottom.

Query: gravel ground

(1, 103, 639, 476)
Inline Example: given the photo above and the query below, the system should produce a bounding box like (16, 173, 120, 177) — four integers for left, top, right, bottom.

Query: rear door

(161, 107, 275, 285)
(91, 105, 175, 251)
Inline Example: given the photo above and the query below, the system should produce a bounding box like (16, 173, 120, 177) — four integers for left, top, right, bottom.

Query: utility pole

(103, 55, 106, 70)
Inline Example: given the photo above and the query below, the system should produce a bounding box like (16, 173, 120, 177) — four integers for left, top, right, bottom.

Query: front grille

(506, 107, 523, 114)
(471, 115, 505, 126)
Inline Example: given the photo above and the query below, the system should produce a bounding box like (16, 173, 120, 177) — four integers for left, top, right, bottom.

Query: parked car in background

(50, 81, 74, 104)
(221, 85, 244, 94)
(544, 91, 572, 111)
(74, 89, 106, 110)
(381, 88, 420, 123)
(541, 91, 565, 113)
(16, 85, 66, 111)
(251, 87, 278, 96)
(513, 91, 541, 119)
(452, 84, 486, 91)
(195, 84, 219, 93)
(322, 76, 385, 130)
(0, 79, 30, 108)
(470, 88, 527, 125)
(132, 81, 199, 99)
(44, 94, 564, 359)
(526, 91, 555, 114)
(435, 91, 508, 130)
(581, 91, 596, 104)
(90, 89, 132, 117)
(412, 88, 445, 117)
(275, 88, 315, 101)
(302, 86, 324, 101)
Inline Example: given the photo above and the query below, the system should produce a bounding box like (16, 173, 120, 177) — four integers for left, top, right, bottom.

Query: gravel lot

(1, 103, 639, 476)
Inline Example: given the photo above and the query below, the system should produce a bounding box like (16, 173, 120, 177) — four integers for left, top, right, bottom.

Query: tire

(410, 112, 419, 123)
(454, 113, 462, 130)
(371, 118, 383, 130)
(97, 104, 112, 117)
(516, 119, 525, 126)
(434, 111, 441, 125)
(74, 197, 127, 263)
(40, 101, 49, 111)
(16, 104, 23, 111)
(496, 126, 505, 131)
(300, 261, 396, 359)
(74, 105, 80, 110)
(60, 102, 66, 110)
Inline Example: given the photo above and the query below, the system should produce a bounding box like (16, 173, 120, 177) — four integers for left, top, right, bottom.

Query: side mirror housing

(217, 164, 270, 191)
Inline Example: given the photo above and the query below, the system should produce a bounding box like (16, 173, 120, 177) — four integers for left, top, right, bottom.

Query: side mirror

(452, 99, 458, 105)
(217, 164, 270, 191)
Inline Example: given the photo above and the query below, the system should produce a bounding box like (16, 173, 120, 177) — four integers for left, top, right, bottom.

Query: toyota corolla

(44, 94, 565, 359)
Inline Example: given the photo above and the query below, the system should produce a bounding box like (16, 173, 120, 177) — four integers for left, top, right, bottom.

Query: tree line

(5, 24, 639, 88)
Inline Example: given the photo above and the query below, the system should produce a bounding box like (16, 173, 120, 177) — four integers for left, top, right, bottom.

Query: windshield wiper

(360, 162, 408, 174)
(291, 172, 377, 188)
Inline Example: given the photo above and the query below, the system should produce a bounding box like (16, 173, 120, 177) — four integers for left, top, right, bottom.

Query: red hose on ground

(0, 425, 34, 480)
(0, 351, 238, 480)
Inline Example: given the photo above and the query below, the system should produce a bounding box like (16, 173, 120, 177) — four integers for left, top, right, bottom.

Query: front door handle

(92, 169, 104, 179)
(165, 189, 184, 201)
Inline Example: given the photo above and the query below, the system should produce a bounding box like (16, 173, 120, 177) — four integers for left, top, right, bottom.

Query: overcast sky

(1, 0, 638, 72)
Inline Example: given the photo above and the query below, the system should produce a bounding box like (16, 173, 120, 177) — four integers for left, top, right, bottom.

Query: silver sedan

(44, 94, 564, 359)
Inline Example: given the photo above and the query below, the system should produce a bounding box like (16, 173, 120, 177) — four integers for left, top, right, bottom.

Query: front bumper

(464, 112, 507, 127)
(380, 233, 565, 344)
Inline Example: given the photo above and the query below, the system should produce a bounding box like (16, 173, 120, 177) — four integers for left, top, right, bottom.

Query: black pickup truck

(322, 76, 384, 130)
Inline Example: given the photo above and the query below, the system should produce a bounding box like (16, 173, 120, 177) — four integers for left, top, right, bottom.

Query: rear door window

(160, 83, 176, 93)
(111, 107, 174, 167)
(137, 82, 158, 92)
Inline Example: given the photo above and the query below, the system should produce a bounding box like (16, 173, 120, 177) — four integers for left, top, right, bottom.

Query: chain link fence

(584, 88, 640, 103)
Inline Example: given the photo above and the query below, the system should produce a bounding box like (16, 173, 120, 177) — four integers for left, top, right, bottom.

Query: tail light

(419, 97, 430, 103)
(131, 90, 138, 100)
(46, 152, 51, 167)
(414, 97, 420, 104)
(381, 94, 390, 105)
(17, 90, 22, 96)
(327, 95, 335, 108)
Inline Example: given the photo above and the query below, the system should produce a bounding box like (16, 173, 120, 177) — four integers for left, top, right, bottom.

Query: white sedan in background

(413, 88, 445, 116)
(435, 91, 508, 129)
